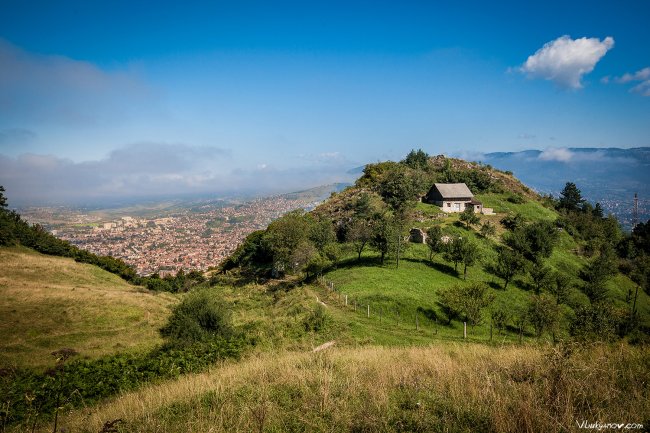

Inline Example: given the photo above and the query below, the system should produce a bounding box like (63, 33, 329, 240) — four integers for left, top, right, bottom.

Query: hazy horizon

(1, 1, 649, 205)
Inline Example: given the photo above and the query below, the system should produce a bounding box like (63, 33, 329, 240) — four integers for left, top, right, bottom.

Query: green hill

(0, 247, 176, 368)
(2, 153, 650, 431)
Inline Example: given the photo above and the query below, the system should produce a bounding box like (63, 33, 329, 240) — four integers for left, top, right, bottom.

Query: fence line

(318, 278, 504, 342)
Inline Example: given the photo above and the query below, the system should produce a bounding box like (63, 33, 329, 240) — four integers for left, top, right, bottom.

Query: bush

(303, 304, 329, 332)
(160, 291, 234, 345)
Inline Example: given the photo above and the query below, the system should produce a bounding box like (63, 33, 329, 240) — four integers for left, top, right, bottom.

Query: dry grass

(0, 247, 176, 368)
(45, 342, 649, 433)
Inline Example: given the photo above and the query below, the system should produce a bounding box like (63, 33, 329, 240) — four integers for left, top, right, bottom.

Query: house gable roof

(432, 183, 474, 199)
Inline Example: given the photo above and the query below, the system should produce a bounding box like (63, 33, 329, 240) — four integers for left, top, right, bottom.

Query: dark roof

(432, 183, 473, 199)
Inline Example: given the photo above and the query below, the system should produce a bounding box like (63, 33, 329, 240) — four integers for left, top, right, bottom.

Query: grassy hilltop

(1, 152, 649, 432)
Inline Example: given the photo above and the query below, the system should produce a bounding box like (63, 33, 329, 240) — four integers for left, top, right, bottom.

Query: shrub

(303, 304, 329, 332)
(160, 291, 234, 345)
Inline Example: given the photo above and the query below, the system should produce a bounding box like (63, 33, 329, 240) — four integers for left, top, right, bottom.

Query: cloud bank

(0, 143, 355, 206)
(519, 35, 614, 89)
(0, 39, 157, 126)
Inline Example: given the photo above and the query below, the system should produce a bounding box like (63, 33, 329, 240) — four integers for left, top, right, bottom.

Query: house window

(446, 203, 451, 207)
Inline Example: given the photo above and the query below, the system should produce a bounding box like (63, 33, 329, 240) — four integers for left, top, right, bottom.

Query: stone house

(423, 183, 483, 213)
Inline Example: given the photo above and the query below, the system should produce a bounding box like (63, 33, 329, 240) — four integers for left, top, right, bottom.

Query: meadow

(0, 247, 176, 368)
(47, 342, 649, 433)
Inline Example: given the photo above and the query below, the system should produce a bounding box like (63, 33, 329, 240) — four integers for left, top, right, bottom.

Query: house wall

(438, 200, 470, 212)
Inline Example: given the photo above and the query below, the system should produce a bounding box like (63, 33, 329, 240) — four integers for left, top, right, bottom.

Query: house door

(454, 203, 461, 212)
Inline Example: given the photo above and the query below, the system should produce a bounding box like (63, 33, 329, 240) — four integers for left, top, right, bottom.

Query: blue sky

(0, 0, 649, 204)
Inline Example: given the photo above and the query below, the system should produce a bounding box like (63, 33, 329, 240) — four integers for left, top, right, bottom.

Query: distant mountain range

(476, 147, 650, 227)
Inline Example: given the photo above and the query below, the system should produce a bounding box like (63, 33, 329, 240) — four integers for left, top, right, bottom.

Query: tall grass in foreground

(41, 342, 649, 433)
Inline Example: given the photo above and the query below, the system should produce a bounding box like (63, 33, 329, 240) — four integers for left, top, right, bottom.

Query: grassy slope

(0, 246, 176, 368)
(52, 343, 649, 433)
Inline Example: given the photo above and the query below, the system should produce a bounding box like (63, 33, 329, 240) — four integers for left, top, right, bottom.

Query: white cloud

(538, 147, 574, 162)
(615, 67, 650, 83)
(519, 35, 614, 89)
(0, 143, 356, 205)
(0, 39, 158, 126)
(612, 67, 650, 97)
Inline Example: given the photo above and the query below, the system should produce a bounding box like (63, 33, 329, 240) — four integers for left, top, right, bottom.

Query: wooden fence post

(345, 294, 348, 306)
(367, 304, 370, 318)
(416, 313, 419, 331)
(463, 322, 467, 339)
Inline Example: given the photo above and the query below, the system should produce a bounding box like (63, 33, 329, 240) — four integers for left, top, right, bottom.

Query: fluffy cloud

(538, 147, 574, 162)
(612, 67, 650, 96)
(519, 35, 614, 89)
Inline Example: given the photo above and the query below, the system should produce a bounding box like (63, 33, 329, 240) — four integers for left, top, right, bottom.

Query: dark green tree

(528, 263, 553, 295)
(0, 185, 7, 209)
(401, 148, 429, 171)
(378, 165, 420, 213)
(580, 245, 618, 302)
(558, 182, 584, 212)
(548, 271, 572, 305)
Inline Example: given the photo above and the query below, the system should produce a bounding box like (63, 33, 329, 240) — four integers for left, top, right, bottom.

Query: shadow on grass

(487, 281, 503, 290)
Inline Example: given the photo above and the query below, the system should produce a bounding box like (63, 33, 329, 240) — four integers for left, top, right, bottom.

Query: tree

(264, 210, 310, 274)
(346, 219, 373, 261)
(491, 305, 510, 335)
(443, 236, 465, 273)
(459, 207, 480, 230)
(426, 226, 444, 261)
(369, 214, 396, 265)
(526, 294, 559, 338)
(378, 165, 420, 212)
(438, 286, 462, 325)
(548, 271, 572, 305)
(290, 241, 318, 274)
(558, 182, 584, 212)
(0, 185, 7, 209)
(309, 216, 336, 253)
(480, 221, 496, 238)
(500, 213, 525, 231)
(580, 245, 618, 302)
(492, 246, 525, 289)
(401, 148, 429, 171)
(441, 282, 495, 326)
(593, 202, 604, 218)
(504, 220, 558, 262)
(528, 263, 553, 295)
(460, 238, 479, 280)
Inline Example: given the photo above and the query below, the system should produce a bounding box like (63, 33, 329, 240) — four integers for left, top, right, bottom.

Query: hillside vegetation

(0, 247, 176, 368)
(49, 343, 649, 433)
(1, 152, 650, 431)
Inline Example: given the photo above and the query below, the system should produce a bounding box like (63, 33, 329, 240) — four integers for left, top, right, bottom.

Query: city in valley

(19, 186, 340, 276)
